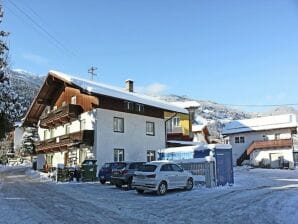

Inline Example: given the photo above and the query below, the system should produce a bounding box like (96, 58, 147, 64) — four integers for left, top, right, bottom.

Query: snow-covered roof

(222, 114, 298, 135)
(170, 101, 200, 109)
(49, 70, 188, 114)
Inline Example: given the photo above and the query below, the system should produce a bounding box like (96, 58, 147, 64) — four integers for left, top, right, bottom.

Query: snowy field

(0, 165, 297, 224)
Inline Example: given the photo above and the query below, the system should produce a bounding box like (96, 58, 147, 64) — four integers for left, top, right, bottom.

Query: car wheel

(115, 183, 122, 188)
(136, 189, 144, 194)
(157, 181, 167, 196)
(100, 179, 106, 184)
(185, 178, 193, 191)
(127, 178, 133, 190)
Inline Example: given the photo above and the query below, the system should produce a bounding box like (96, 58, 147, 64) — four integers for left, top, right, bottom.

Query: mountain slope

(7, 69, 44, 118)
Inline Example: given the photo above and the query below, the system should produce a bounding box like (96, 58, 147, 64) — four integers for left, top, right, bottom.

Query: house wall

(227, 128, 294, 164)
(14, 126, 24, 151)
(55, 86, 99, 112)
(95, 108, 166, 167)
(251, 148, 294, 169)
(193, 132, 207, 143)
(165, 112, 190, 136)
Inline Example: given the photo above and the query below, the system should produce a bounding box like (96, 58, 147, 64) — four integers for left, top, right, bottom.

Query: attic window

(124, 101, 134, 111)
(136, 104, 144, 113)
(71, 96, 77, 105)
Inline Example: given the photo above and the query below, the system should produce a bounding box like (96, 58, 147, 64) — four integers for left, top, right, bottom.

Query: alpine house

(23, 70, 190, 169)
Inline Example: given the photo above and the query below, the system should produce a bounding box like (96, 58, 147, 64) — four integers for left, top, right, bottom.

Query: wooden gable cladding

(55, 86, 99, 112)
(99, 95, 164, 119)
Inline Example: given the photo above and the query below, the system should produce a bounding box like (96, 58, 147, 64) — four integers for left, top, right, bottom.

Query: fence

(177, 159, 216, 188)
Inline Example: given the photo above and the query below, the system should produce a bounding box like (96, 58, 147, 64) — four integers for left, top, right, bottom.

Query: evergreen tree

(0, 3, 23, 139)
(20, 127, 39, 156)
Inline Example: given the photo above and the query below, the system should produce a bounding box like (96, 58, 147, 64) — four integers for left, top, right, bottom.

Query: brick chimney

(125, 79, 134, 92)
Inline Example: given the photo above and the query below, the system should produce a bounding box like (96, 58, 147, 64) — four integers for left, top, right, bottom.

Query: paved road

(0, 167, 297, 224)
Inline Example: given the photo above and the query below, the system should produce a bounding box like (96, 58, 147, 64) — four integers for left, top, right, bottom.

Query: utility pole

(88, 66, 97, 81)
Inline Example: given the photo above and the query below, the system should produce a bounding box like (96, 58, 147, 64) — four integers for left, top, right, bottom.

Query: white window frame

(172, 117, 180, 127)
(146, 121, 155, 136)
(114, 149, 124, 162)
(113, 117, 124, 133)
(147, 150, 156, 162)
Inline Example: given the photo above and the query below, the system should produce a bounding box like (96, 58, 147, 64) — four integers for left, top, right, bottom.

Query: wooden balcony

(36, 130, 94, 153)
(237, 139, 293, 166)
(39, 104, 83, 129)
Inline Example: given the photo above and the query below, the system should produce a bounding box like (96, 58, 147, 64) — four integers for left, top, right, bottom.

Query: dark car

(110, 162, 145, 189)
(98, 162, 125, 184)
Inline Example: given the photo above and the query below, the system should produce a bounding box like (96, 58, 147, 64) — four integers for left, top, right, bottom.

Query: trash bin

(80, 159, 97, 182)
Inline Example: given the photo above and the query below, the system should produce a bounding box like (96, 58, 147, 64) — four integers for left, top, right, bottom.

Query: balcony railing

(237, 139, 293, 166)
(39, 104, 83, 129)
(36, 130, 94, 153)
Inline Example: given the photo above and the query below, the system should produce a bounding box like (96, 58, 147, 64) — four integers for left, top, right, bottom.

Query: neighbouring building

(165, 101, 199, 142)
(22, 70, 189, 170)
(192, 124, 210, 143)
(222, 114, 298, 169)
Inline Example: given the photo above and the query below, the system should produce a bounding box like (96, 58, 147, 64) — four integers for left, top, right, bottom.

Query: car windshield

(139, 165, 157, 172)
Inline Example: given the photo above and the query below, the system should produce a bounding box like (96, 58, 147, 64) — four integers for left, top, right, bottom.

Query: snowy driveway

(0, 166, 297, 224)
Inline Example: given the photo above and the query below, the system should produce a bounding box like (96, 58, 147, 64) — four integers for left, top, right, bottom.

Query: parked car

(132, 161, 194, 195)
(110, 162, 145, 189)
(98, 162, 125, 184)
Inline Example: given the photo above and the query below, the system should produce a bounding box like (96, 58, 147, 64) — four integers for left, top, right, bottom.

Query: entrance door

(294, 153, 298, 167)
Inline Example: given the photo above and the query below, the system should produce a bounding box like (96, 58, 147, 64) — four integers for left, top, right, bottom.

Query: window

(114, 149, 124, 162)
(50, 128, 54, 138)
(44, 130, 49, 140)
(113, 117, 124, 133)
(65, 124, 70, 134)
(136, 104, 144, 113)
(147, 150, 156, 162)
(124, 101, 134, 111)
(172, 117, 180, 127)
(71, 96, 77, 104)
(146, 122, 155, 136)
(275, 133, 280, 140)
(80, 119, 86, 130)
(235, 136, 245, 144)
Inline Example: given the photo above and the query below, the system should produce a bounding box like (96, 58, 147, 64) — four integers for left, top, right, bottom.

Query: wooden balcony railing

(237, 139, 293, 166)
(36, 130, 94, 153)
(39, 104, 83, 129)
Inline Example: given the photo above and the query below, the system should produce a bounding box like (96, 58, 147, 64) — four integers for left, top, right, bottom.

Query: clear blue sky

(2, 0, 298, 112)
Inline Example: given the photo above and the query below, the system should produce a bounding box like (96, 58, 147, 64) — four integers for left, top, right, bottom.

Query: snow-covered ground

(0, 165, 297, 224)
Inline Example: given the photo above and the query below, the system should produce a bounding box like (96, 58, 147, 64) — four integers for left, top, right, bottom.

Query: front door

(294, 153, 298, 167)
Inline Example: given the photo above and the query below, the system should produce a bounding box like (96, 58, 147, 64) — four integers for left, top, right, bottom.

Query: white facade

(37, 108, 166, 168)
(95, 108, 166, 167)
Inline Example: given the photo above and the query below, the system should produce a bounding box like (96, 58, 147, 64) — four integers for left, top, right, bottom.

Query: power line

(221, 103, 298, 107)
(6, 0, 77, 57)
